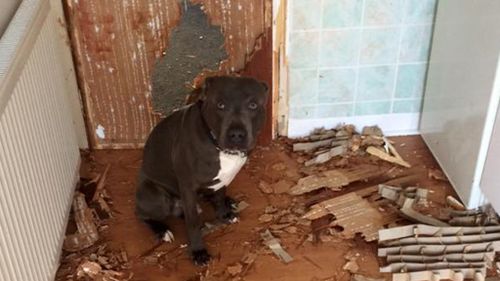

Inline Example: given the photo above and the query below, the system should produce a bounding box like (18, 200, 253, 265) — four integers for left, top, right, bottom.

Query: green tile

(320, 30, 361, 67)
(291, 0, 322, 30)
(289, 31, 320, 68)
(400, 25, 434, 62)
(318, 68, 356, 103)
(290, 106, 316, 119)
(322, 0, 363, 28)
(360, 27, 400, 65)
(289, 69, 318, 105)
(364, 0, 404, 26)
(395, 64, 427, 98)
(357, 66, 396, 101)
(405, 0, 437, 24)
(355, 101, 391, 115)
(316, 103, 353, 118)
(393, 99, 422, 113)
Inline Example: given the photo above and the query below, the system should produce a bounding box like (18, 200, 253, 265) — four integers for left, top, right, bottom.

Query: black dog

(135, 76, 268, 265)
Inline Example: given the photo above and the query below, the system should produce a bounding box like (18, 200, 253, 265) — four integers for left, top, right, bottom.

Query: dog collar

(198, 101, 220, 150)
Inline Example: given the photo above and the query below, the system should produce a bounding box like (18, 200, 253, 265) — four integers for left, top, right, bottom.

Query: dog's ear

(259, 81, 269, 103)
(260, 81, 269, 93)
(200, 76, 216, 101)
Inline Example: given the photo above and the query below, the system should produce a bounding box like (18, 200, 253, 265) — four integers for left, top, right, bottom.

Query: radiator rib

(0, 1, 81, 280)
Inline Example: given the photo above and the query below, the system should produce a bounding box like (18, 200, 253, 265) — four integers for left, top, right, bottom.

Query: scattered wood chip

(285, 226, 298, 234)
(343, 260, 360, 273)
(273, 179, 294, 194)
(349, 135, 362, 152)
(92, 164, 111, 202)
(259, 214, 274, 223)
(290, 165, 385, 195)
(258, 181, 273, 194)
(366, 146, 411, 168)
(241, 252, 257, 265)
(362, 126, 383, 137)
(265, 205, 278, 214)
(272, 162, 286, 171)
(227, 263, 243, 276)
(429, 168, 448, 181)
(77, 261, 102, 279)
(261, 230, 293, 264)
(446, 195, 466, 211)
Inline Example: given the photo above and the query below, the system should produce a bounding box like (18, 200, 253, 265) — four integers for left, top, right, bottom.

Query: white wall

(0, 0, 22, 37)
(420, 0, 500, 208)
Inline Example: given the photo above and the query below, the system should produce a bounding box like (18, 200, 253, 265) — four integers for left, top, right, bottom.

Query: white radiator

(0, 1, 81, 280)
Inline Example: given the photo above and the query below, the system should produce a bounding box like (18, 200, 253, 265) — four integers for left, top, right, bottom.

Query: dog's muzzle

(226, 126, 248, 149)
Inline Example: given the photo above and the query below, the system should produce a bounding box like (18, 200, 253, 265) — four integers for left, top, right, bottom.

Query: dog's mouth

(218, 125, 253, 152)
(219, 141, 250, 154)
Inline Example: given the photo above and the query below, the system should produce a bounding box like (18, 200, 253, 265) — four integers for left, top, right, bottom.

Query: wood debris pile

(380, 184, 500, 227)
(57, 165, 132, 281)
(291, 125, 410, 168)
(286, 125, 500, 281)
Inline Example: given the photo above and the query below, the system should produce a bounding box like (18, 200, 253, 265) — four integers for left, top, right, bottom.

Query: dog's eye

(248, 102, 258, 110)
(217, 102, 225, 110)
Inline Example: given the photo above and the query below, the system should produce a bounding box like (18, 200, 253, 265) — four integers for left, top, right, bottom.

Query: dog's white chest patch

(208, 151, 247, 191)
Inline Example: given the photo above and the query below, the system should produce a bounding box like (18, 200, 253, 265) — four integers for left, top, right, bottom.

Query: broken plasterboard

(261, 229, 293, 263)
(392, 268, 486, 281)
(303, 192, 387, 242)
(63, 192, 99, 252)
(378, 224, 500, 281)
(305, 145, 347, 166)
(290, 165, 385, 195)
(378, 185, 448, 227)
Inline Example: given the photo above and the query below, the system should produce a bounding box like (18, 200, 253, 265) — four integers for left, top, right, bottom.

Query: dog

(135, 76, 268, 265)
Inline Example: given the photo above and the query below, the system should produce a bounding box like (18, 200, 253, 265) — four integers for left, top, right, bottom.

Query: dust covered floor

(56, 136, 458, 281)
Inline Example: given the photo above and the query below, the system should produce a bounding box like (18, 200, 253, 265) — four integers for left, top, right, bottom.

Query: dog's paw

(192, 249, 211, 266)
(162, 230, 175, 243)
(221, 210, 239, 224)
(225, 196, 238, 211)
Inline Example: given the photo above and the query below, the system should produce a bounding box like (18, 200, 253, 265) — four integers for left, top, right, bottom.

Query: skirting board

(287, 113, 421, 138)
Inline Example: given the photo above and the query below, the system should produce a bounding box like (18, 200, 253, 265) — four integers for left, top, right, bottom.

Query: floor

(56, 136, 458, 281)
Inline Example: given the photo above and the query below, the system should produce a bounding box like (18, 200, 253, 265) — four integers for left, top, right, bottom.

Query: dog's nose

(228, 128, 247, 144)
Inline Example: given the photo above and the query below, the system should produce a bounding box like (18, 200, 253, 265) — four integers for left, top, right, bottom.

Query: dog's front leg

(179, 181, 210, 265)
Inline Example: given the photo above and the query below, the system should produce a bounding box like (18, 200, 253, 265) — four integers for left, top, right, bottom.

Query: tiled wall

(287, 0, 436, 120)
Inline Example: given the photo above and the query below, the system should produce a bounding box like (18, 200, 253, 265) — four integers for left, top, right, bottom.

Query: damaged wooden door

(65, 0, 272, 149)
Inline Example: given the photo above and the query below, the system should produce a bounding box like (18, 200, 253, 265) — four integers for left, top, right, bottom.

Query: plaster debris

(303, 192, 387, 242)
(96, 125, 106, 139)
(261, 229, 293, 263)
(428, 168, 447, 181)
(378, 224, 500, 281)
(290, 165, 385, 195)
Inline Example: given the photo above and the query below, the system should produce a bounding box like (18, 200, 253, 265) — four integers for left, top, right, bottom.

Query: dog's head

(200, 76, 269, 153)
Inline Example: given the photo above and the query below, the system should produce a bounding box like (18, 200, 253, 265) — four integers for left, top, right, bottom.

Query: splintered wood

(367, 146, 411, 168)
(303, 193, 386, 242)
(290, 165, 384, 195)
(63, 192, 99, 252)
(378, 224, 500, 281)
